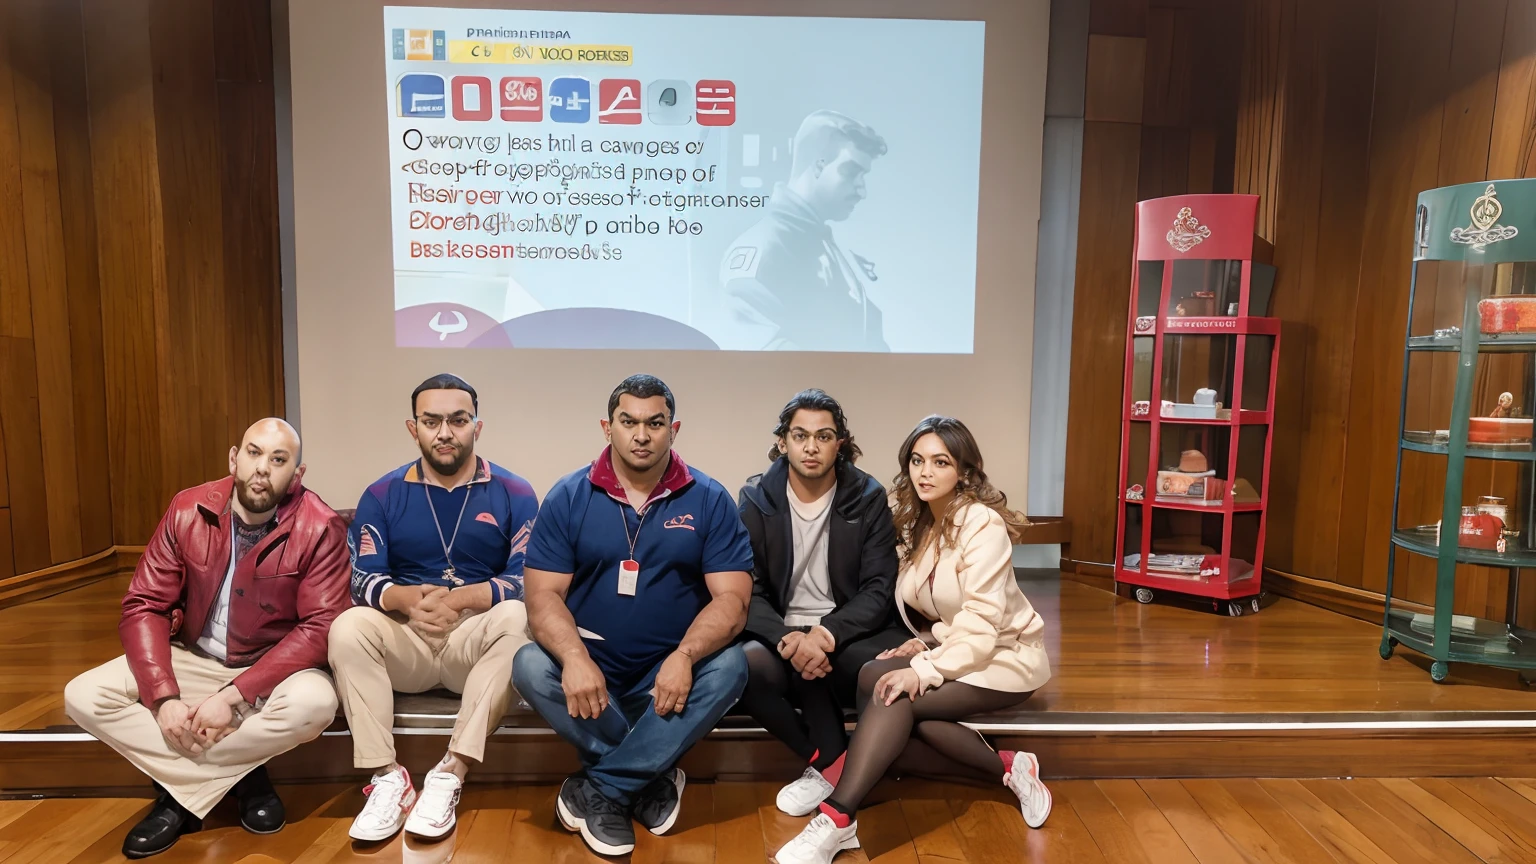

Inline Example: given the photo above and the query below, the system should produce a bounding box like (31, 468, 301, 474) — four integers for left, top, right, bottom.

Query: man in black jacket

(736, 389, 910, 817)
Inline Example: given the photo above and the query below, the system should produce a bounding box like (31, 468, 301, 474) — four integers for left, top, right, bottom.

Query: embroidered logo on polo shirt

(475, 512, 498, 526)
(664, 514, 696, 530)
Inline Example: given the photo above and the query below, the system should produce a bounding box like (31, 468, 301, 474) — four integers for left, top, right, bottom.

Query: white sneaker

(404, 769, 463, 839)
(349, 766, 416, 842)
(1005, 752, 1052, 828)
(776, 767, 835, 816)
(773, 813, 859, 864)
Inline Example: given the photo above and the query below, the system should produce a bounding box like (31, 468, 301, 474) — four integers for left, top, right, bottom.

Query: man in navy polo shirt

(328, 374, 539, 843)
(515, 374, 752, 857)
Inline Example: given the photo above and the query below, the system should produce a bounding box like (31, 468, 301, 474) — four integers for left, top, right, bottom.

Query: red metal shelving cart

(1113, 194, 1280, 616)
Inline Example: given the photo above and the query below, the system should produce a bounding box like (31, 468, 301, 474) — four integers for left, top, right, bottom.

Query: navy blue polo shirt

(526, 448, 753, 689)
(349, 457, 539, 609)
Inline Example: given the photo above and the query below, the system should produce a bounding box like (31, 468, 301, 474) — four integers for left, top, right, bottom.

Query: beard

(234, 475, 282, 515)
(420, 439, 472, 477)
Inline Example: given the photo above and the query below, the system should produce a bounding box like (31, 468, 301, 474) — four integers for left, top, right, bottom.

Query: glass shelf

(1128, 410, 1272, 426)
(1391, 527, 1536, 569)
(1148, 499, 1263, 513)
(1400, 439, 1536, 462)
(1408, 333, 1536, 353)
(1385, 608, 1536, 669)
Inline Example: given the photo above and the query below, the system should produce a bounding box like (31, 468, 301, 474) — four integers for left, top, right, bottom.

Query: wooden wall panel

(84, 0, 168, 549)
(45, 0, 112, 556)
(1063, 121, 1143, 565)
(149, 0, 231, 501)
(1142, 7, 1194, 128)
(0, 0, 283, 576)
(1486, 1, 1536, 180)
(1085, 35, 1149, 123)
(1090, 0, 1150, 38)
(9, 0, 84, 564)
(1067, 0, 1536, 624)
(0, 338, 51, 574)
(1064, 1, 1247, 568)
(0, 511, 11, 582)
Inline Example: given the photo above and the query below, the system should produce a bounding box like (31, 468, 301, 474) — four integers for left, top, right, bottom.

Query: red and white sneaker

(349, 766, 416, 842)
(1004, 752, 1052, 828)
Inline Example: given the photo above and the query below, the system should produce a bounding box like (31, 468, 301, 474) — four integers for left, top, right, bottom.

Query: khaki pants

(63, 648, 338, 818)
(327, 600, 528, 769)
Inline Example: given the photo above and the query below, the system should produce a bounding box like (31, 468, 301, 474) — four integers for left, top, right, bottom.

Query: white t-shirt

(784, 479, 837, 628)
(197, 518, 272, 661)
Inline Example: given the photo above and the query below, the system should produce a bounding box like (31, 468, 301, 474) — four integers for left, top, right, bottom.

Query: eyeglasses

(415, 415, 474, 431)
(788, 430, 839, 445)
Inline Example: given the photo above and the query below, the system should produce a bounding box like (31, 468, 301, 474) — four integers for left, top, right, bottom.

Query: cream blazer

(897, 502, 1051, 694)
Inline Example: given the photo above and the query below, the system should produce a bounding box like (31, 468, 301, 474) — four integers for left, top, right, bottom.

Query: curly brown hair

(767, 388, 862, 464)
(890, 415, 1030, 566)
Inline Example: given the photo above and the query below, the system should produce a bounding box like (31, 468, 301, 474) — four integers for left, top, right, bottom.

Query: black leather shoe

(122, 787, 201, 859)
(232, 765, 286, 834)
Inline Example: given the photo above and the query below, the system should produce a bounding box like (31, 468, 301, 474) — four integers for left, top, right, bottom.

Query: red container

(1460, 510, 1505, 551)
(1478, 297, 1536, 334)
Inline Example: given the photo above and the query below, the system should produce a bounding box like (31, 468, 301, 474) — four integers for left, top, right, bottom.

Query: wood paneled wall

(1063, 0, 1245, 579)
(1064, 0, 1536, 621)
(0, 0, 283, 582)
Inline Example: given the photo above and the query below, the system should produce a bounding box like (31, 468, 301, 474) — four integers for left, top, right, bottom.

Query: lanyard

(425, 480, 473, 585)
(620, 500, 649, 562)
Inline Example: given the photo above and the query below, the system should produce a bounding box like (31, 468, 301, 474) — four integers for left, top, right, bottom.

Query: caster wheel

(1134, 588, 1154, 604)
(1521, 672, 1535, 688)
(1227, 601, 1245, 617)
(1251, 597, 1262, 613)
(1379, 637, 1397, 660)
(1431, 661, 1449, 683)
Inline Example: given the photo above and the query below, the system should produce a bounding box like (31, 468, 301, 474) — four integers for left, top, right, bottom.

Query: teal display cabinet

(1382, 179, 1536, 683)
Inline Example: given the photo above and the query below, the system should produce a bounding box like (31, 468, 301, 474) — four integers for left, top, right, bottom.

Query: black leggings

(736, 627, 911, 768)
(827, 657, 1033, 814)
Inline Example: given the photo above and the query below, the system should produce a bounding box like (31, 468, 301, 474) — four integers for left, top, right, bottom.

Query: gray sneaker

(556, 775, 634, 856)
(633, 768, 686, 835)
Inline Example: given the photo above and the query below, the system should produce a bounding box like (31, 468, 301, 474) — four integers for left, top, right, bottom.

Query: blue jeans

(512, 641, 747, 807)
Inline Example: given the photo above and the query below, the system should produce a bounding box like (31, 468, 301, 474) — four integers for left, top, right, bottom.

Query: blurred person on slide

(329, 374, 539, 842)
(515, 374, 752, 856)
(64, 418, 349, 859)
(774, 416, 1052, 864)
(719, 110, 889, 352)
(735, 388, 909, 817)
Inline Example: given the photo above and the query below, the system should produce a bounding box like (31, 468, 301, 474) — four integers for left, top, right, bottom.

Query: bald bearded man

(65, 418, 350, 859)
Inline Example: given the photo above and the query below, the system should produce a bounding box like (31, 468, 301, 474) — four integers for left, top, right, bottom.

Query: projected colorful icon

(500, 76, 543, 122)
(391, 29, 445, 61)
(647, 79, 693, 125)
(695, 79, 736, 126)
(549, 77, 592, 123)
(598, 79, 643, 124)
(397, 73, 446, 118)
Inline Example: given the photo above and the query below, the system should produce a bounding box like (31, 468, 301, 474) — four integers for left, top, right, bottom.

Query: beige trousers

(63, 648, 338, 818)
(327, 600, 528, 769)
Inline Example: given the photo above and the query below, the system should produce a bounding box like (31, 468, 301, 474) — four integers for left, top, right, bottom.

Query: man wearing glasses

(328, 374, 539, 842)
(734, 389, 907, 818)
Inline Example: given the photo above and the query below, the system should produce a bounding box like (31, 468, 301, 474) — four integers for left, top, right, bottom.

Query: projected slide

(384, 7, 985, 352)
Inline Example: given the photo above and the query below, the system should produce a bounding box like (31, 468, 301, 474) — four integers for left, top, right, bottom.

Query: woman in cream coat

(774, 416, 1052, 864)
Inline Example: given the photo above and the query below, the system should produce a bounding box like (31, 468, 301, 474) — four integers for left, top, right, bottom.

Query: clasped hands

(777, 625, 837, 680)
(394, 585, 470, 646)
(153, 686, 249, 757)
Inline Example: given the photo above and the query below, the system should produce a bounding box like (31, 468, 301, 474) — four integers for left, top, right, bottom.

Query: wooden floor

(7, 777, 1536, 863)
(4, 571, 1534, 733)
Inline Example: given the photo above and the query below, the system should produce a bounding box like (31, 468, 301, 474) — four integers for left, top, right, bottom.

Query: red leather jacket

(120, 475, 350, 707)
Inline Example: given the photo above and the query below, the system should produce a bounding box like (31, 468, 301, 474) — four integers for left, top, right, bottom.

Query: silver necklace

(424, 471, 473, 585)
